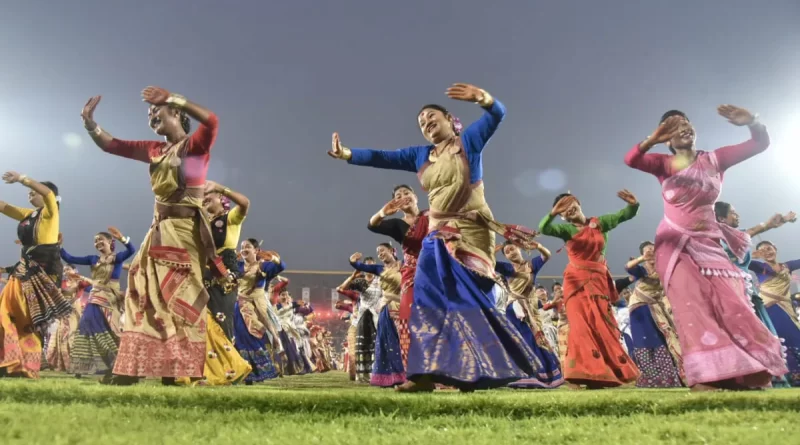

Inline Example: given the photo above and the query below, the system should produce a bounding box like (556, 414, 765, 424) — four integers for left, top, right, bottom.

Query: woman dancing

(624, 106, 787, 390)
(187, 180, 253, 386)
(367, 185, 429, 368)
(47, 265, 91, 373)
(60, 228, 135, 381)
(336, 271, 367, 381)
(233, 239, 284, 383)
(750, 241, 800, 385)
(349, 246, 405, 387)
(329, 83, 538, 392)
(624, 241, 685, 387)
(539, 190, 641, 388)
(82, 87, 220, 384)
(0, 172, 70, 378)
(495, 242, 563, 388)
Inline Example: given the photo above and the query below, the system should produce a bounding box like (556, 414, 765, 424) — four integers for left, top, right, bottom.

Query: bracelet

(166, 93, 187, 108)
(378, 209, 386, 218)
(341, 147, 352, 161)
(121, 236, 131, 244)
(221, 187, 232, 197)
(19, 175, 30, 186)
(476, 89, 493, 107)
(747, 113, 760, 127)
(89, 126, 103, 136)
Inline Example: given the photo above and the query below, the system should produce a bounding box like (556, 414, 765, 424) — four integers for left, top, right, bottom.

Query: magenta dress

(624, 124, 787, 388)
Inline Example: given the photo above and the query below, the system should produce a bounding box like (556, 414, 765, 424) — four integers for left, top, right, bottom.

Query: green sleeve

(598, 203, 640, 233)
(539, 213, 577, 242)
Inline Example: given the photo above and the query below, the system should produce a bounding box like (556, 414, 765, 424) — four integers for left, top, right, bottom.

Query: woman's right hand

(640, 115, 682, 151)
(328, 133, 350, 160)
(551, 195, 576, 216)
(381, 197, 411, 217)
(81, 96, 102, 131)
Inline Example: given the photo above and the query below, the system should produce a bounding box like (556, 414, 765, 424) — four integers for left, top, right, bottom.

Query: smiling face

(418, 107, 454, 144)
(534, 287, 548, 301)
(393, 186, 418, 212)
(502, 244, 523, 263)
(666, 117, 696, 151)
(28, 189, 45, 208)
(203, 192, 224, 214)
(94, 233, 112, 254)
(240, 240, 258, 263)
(376, 245, 394, 263)
(148, 105, 182, 137)
(758, 243, 778, 262)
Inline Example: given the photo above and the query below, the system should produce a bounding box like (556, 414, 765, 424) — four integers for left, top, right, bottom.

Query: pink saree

(624, 125, 787, 387)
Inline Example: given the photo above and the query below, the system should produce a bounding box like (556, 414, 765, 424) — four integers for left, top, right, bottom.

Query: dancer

(350, 246, 405, 387)
(60, 228, 135, 381)
(539, 190, 641, 388)
(367, 184, 429, 368)
(336, 271, 365, 381)
(534, 285, 560, 355)
(82, 88, 220, 384)
(0, 172, 70, 378)
(47, 266, 91, 373)
(625, 242, 685, 387)
(714, 202, 795, 387)
(188, 180, 252, 386)
(233, 239, 284, 383)
(329, 83, 539, 392)
(624, 106, 787, 390)
(750, 241, 800, 385)
(495, 242, 563, 388)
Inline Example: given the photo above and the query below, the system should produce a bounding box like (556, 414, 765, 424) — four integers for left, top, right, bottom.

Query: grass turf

(1, 372, 798, 444)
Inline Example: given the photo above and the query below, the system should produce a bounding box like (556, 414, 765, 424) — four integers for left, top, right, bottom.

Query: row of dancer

(327, 82, 797, 391)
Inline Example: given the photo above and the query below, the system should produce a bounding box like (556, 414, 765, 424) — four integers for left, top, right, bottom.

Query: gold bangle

(221, 187, 232, 197)
(341, 147, 352, 161)
(90, 126, 103, 137)
(166, 94, 187, 108)
(477, 89, 493, 107)
(19, 175, 30, 186)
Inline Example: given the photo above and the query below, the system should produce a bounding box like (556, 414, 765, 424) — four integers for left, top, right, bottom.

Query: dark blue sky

(1, 1, 799, 275)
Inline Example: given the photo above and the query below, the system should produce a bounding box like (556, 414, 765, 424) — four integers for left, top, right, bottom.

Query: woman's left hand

(204, 180, 222, 195)
(107, 226, 124, 240)
(2, 171, 21, 184)
(446, 83, 485, 103)
(717, 104, 755, 126)
(617, 189, 638, 206)
(141, 86, 171, 105)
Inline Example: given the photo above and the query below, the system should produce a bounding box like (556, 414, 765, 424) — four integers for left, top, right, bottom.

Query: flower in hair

(452, 117, 463, 135)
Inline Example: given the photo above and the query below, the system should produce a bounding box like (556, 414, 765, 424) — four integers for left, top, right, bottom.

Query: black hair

(40, 181, 60, 208)
(378, 242, 397, 259)
(96, 231, 116, 252)
(245, 238, 261, 249)
(179, 111, 191, 134)
(756, 240, 775, 251)
(552, 192, 577, 208)
(551, 281, 562, 290)
(535, 284, 546, 290)
(392, 184, 414, 197)
(419, 104, 450, 116)
(348, 277, 369, 293)
(363, 256, 375, 263)
(639, 241, 654, 255)
(714, 201, 731, 222)
(659, 110, 689, 155)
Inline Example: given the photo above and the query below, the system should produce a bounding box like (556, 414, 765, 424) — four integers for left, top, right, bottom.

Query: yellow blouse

(218, 206, 246, 253)
(1, 191, 59, 245)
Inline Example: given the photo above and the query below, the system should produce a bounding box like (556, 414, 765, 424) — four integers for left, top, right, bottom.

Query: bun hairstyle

(659, 110, 688, 155)
(714, 201, 731, 222)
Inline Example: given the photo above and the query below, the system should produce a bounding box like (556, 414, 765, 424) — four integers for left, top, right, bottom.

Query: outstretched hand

(617, 189, 638, 206)
(349, 252, 363, 263)
(717, 104, 755, 126)
(107, 226, 124, 240)
(381, 197, 412, 217)
(645, 115, 683, 147)
(81, 96, 102, 130)
(141, 86, 171, 105)
(445, 83, 485, 103)
(551, 195, 577, 216)
(2, 171, 21, 184)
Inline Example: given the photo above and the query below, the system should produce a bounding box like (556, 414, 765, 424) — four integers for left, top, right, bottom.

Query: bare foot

(567, 383, 582, 390)
(395, 378, 435, 393)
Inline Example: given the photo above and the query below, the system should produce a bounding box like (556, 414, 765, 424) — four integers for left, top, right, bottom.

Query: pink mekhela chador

(624, 124, 787, 388)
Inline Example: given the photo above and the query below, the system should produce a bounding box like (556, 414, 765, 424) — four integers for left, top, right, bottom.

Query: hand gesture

(551, 195, 577, 216)
(445, 83, 485, 103)
(349, 252, 363, 263)
(784, 211, 796, 223)
(260, 250, 279, 262)
(643, 249, 655, 261)
(617, 189, 638, 206)
(717, 104, 755, 126)
(81, 96, 102, 130)
(141, 86, 171, 105)
(329, 132, 348, 159)
(752, 248, 766, 260)
(381, 197, 411, 217)
(107, 226, 124, 240)
(204, 180, 222, 195)
(645, 115, 683, 146)
(2, 171, 21, 184)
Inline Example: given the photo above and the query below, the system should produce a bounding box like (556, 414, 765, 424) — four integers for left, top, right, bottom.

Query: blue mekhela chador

(346, 95, 538, 390)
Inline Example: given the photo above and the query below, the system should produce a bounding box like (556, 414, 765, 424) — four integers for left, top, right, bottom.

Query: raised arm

(714, 107, 770, 172)
(600, 191, 640, 232)
(81, 96, 156, 163)
(348, 146, 422, 172)
(60, 248, 96, 266)
(115, 239, 136, 263)
(444, 83, 505, 154)
(140, 86, 218, 156)
(531, 252, 549, 276)
(745, 212, 795, 237)
(349, 260, 383, 276)
(538, 213, 576, 242)
(260, 257, 286, 282)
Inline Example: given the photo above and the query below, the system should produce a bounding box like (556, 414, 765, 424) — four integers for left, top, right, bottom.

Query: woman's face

(240, 241, 257, 262)
(94, 234, 112, 254)
(28, 189, 44, 208)
(503, 244, 523, 263)
(666, 117, 696, 151)
(376, 245, 393, 263)
(148, 105, 181, 136)
(561, 200, 585, 223)
(641, 244, 655, 259)
(721, 205, 740, 228)
(203, 192, 223, 214)
(393, 187, 418, 212)
(758, 243, 778, 262)
(417, 108, 454, 144)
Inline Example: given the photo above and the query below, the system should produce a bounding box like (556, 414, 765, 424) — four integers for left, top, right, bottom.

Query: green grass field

(1, 372, 798, 445)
